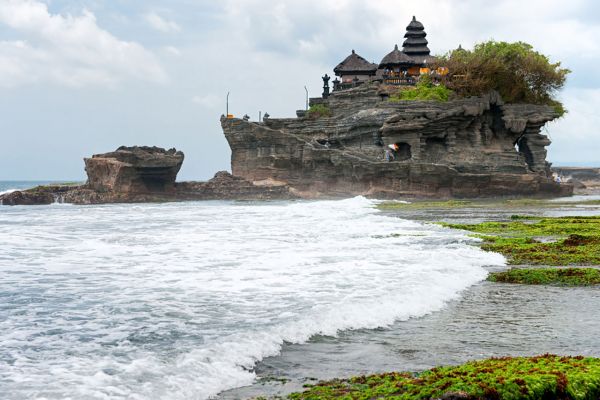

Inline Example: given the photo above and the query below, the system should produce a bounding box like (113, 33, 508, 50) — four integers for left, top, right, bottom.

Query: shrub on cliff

(307, 104, 331, 118)
(389, 75, 453, 102)
(434, 41, 570, 115)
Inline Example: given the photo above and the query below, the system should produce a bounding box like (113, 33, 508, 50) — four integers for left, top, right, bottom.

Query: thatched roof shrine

(333, 50, 378, 76)
(378, 44, 417, 69)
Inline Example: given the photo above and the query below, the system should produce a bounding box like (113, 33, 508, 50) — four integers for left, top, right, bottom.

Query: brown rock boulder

(176, 171, 294, 200)
(84, 146, 184, 194)
(0, 190, 54, 206)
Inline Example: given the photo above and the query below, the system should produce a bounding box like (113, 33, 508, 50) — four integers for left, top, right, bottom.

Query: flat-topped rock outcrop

(222, 84, 572, 198)
(84, 146, 184, 194)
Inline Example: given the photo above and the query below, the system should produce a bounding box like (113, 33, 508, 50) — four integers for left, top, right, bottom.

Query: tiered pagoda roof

(402, 16, 430, 57)
(333, 50, 378, 76)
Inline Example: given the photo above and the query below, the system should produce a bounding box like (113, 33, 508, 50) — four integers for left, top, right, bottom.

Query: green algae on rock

(442, 216, 600, 266)
(489, 268, 600, 286)
(289, 355, 600, 400)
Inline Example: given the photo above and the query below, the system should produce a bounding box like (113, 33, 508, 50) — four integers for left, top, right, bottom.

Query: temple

(219, 15, 570, 199)
(334, 16, 441, 90)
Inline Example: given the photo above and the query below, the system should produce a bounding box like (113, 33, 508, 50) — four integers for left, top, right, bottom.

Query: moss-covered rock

(289, 355, 600, 400)
(442, 216, 600, 266)
(488, 268, 600, 286)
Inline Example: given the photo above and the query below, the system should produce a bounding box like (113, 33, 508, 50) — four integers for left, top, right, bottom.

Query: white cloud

(0, 0, 167, 88)
(547, 88, 600, 163)
(144, 12, 181, 33)
(164, 46, 181, 56)
(192, 94, 220, 109)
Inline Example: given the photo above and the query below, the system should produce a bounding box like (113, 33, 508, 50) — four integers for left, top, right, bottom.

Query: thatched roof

(378, 45, 416, 68)
(333, 50, 378, 75)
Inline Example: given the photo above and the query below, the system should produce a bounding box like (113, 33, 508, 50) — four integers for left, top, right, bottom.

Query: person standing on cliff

(385, 148, 395, 162)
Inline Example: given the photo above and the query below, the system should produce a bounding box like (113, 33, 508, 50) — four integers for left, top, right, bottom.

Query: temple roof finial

(352, 49, 355, 54)
(412, 16, 416, 21)
(394, 44, 399, 50)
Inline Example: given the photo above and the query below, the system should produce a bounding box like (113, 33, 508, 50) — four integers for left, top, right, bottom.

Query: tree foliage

(434, 41, 570, 113)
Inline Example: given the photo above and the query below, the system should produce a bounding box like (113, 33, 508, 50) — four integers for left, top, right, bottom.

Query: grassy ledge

(442, 216, 600, 266)
(489, 268, 600, 286)
(288, 355, 600, 400)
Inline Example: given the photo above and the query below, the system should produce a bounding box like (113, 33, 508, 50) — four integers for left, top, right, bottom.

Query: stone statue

(322, 74, 330, 99)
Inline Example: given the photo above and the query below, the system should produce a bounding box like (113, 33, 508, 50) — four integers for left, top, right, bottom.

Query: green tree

(435, 41, 570, 115)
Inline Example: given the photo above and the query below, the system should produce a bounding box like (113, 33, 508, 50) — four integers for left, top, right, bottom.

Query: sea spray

(0, 197, 505, 399)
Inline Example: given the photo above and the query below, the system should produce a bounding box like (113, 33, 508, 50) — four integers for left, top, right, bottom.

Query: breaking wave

(0, 197, 505, 399)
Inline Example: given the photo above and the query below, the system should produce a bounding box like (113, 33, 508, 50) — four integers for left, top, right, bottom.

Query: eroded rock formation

(222, 84, 572, 198)
(84, 146, 184, 194)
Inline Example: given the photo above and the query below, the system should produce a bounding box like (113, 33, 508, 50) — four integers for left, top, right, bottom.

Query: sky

(0, 0, 599, 181)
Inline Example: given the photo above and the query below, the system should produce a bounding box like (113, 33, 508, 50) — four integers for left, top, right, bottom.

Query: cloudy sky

(1, 0, 599, 180)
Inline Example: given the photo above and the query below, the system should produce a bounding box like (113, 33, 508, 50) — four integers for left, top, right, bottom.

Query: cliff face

(222, 84, 571, 198)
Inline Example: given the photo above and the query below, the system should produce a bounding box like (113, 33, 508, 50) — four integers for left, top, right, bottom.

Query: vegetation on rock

(377, 199, 600, 211)
(389, 75, 453, 102)
(443, 216, 600, 266)
(434, 41, 570, 115)
(489, 268, 600, 286)
(377, 200, 473, 210)
(289, 355, 600, 400)
(307, 104, 332, 118)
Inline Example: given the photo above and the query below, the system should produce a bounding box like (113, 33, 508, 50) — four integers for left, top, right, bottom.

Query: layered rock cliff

(222, 83, 571, 198)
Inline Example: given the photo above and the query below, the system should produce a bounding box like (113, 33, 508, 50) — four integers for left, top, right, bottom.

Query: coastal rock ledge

(222, 85, 573, 198)
(0, 146, 293, 205)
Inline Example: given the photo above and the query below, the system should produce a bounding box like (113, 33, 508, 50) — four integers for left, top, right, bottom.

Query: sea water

(0, 197, 505, 399)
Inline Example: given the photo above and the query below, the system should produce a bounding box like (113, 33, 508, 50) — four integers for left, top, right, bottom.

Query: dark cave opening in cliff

(516, 136, 535, 171)
(393, 143, 412, 161)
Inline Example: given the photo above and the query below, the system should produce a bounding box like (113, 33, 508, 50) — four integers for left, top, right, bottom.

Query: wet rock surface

(553, 167, 600, 194)
(0, 189, 55, 206)
(176, 171, 293, 201)
(222, 84, 572, 198)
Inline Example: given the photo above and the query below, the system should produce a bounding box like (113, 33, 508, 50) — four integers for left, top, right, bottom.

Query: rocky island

(223, 87, 569, 198)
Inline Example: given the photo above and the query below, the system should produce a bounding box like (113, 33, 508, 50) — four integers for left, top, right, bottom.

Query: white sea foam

(0, 189, 17, 196)
(0, 197, 505, 399)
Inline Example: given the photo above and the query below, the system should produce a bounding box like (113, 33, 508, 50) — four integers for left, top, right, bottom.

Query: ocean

(0, 196, 504, 399)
